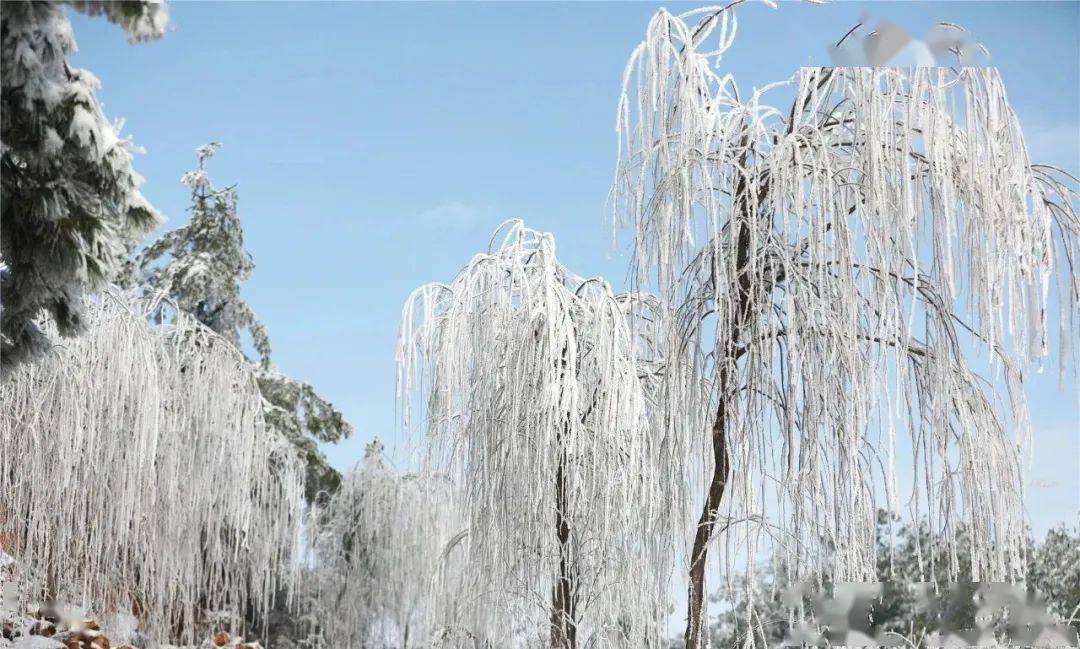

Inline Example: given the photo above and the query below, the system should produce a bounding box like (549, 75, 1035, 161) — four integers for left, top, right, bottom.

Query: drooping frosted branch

(398, 221, 679, 647)
(308, 439, 470, 648)
(0, 290, 306, 644)
(612, 6, 1079, 636)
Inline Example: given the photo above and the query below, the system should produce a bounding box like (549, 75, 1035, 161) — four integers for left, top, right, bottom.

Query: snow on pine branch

(132, 142, 352, 503)
(611, 4, 1079, 627)
(1, 2, 163, 369)
(0, 290, 305, 645)
(64, 1, 169, 43)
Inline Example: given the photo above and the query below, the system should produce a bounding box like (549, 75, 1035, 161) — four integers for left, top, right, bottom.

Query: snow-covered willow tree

(612, 6, 1079, 647)
(0, 291, 305, 644)
(132, 143, 351, 502)
(309, 439, 471, 648)
(1, 1, 166, 369)
(398, 221, 680, 648)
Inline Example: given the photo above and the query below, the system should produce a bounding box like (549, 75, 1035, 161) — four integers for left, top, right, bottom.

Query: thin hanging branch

(613, 8, 1079, 647)
(0, 290, 306, 645)
(398, 221, 680, 648)
(309, 439, 469, 648)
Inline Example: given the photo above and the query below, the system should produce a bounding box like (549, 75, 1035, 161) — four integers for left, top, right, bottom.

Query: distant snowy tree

(0, 1, 166, 370)
(309, 439, 472, 649)
(134, 142, 269, 354)
(703, 512, 1080, 646)
(134, 143, 351, 502)
(399, 221, 679, 648)
(612, 6, 1079, 647)
(0, 291, 305, 645)
(1028, 521, 1080, 627)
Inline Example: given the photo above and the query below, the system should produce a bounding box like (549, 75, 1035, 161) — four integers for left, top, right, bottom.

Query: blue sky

(69, 1, 1078, 535)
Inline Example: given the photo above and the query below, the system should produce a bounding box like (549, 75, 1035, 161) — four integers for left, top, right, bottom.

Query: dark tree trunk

(684, 395, 733, 648)
(684, 181, 756, 649)
(682, 66, 819, 649)
(550, 444, 577, 648)
(548, 335, 579, 649)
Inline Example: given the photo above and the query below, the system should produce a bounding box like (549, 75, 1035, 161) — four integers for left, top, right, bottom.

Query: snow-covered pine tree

(134, 143, 351, 502)
(398, 221, 679, 648)
(309, 439, 471, 648)
(611, 6, 1079, 647)
(1, 1, 167, 370)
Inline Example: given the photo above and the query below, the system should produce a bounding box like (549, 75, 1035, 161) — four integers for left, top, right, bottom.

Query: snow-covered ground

(1, 551, 264, 649)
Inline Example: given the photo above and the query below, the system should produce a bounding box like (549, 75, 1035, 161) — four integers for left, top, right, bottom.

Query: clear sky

(68, 1, 1078, 535)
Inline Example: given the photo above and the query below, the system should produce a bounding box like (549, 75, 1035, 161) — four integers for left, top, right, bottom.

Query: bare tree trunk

(684, 185, 755, 649)
(682, 74, 827, 646)
(550, 443, 577, 648)
(684, 395, 732, 648)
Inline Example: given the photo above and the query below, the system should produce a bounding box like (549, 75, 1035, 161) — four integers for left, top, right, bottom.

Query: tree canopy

(0, 292, 305, 644)
(612, 7, 1079, 644)
(133, 143, 352, 502)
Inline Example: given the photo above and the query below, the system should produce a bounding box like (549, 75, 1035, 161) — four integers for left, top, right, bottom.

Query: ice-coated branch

(398, 221, 680, 647)
(613, 7, 1079, 647)
(308, 439, 471, 648)
(0, 290, 305, 645)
